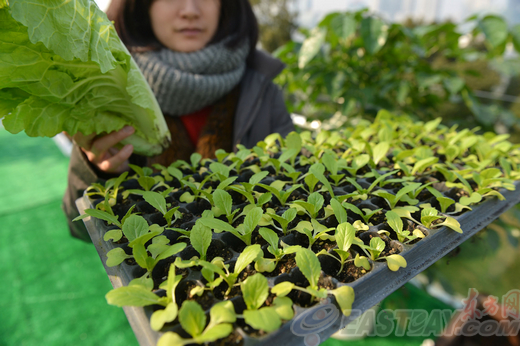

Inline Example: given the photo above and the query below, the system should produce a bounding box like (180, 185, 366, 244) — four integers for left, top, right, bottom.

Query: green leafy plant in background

(0, 0, 170, 155)
(274, 9, 520, 133)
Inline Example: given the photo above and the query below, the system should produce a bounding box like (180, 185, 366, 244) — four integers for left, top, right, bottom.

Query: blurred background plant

(273, 9, 520, 139)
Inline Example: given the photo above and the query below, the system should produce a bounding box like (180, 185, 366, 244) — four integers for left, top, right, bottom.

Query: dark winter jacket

(62, 49, 294, 241)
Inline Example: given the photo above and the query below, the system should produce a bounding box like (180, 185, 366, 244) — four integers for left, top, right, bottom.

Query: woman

(63, 0, 294, 241)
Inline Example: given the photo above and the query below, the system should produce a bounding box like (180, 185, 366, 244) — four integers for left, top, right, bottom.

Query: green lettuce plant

(0, 0, 170, 155)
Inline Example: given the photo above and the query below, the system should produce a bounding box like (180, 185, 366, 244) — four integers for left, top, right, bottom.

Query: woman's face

(149, 0, 221, 52)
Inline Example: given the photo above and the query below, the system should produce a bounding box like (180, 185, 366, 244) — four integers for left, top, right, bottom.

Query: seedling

(257, 180, 303, 206)
(266, 208, 298, 236)
(180, 173, 215, 203)
(293, 218, 335, 249)
(370, 141, 390, 167)
(356, 237, 408, 272)
(190, 223, 212, 261)
(271, 248, 356, 316)
(321, 151, 347, 186)
(239, 273, 294, 332)
(340, 169, 399, 201)
(330, 198, 348, 224)
(85, 171, 128, 214)
(344, 154, 370, 176)
(291, 192, 325, 219)
(158, 300, 236, 346)
(228, 147, 253, 174)
(255, 227, 301, 272)
(140, 190, 181, 227)
(179, 244, 262, 296)
(128, 164, 159, 191)
(420, 207, 463, 233)
(385, 210, 425, 244)
(212, 189, 241, 223)
(266, 148, 299, 176)
(341, 202, 383, 225)
(227, 171, 273, 207)
(309, 163, 335, 198)
(281, 163, 302, 184)
(372, 182, 422, 209)
(173, 153, 203, 174)
(317, 222, 364, 275)
(196, 207, 263, 246)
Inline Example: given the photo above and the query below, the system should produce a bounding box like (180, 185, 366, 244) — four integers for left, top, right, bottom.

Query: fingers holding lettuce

(73, 126, 135, 174)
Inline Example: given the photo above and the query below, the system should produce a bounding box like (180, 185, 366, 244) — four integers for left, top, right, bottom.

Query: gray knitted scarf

(132, 38, 249, 116)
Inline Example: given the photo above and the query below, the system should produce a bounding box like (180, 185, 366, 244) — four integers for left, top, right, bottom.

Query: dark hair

(106, 0, 259, 64)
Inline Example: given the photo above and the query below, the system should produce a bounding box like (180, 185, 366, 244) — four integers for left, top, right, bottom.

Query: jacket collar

(248, 49, 286, 81)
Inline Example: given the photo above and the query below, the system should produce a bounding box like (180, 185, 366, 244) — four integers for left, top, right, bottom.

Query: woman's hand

(73, 126, 135, 174)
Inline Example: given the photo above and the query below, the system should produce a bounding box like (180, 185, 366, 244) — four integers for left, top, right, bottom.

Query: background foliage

(273, 9, 520, 138)
(250, 0, 298, 53)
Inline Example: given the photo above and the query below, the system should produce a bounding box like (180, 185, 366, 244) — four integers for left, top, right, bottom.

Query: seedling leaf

(235, 244, 262, 274)
(106, 286, 164, 307)
(385, 254, 407, 271)
(123, 215, 149, 242)
(242, 273, 269, 310)
(330, 286, 355, 316)
(81, 208, 121, 228)
(295, 248, 321, 290)
(151, 303, 178, 331)
(244, 307, 282, 332)
(273, 296, 294, 320)
(179, 300, 206, 338)
(272, 281, 295, 297)
(106, 248, 131, 267)
(190, 224, 212, 261)
(142, 191, 167, 215)
(195, 324, 233, 343)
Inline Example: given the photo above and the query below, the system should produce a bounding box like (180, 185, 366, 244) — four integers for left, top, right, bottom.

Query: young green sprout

(316, 222, 367, 275)
(355, 237, 408, 272)
(293, 219, 335, 249)
(212, 189, 241, 224)
(197, 207, 263, 246)
(271, 248, 356, 316)
(158, 300, 236, 346)
(183, 244, 262, 297)
(266, 207, 298, 236)
(420, 207, 463, 233)
(291, 191, 324, 220)
(257, 180, 303, 207)
(106, 263, 181, 330)
(239, 273, 294, 332)
(385, 210, 425, 244)
(254, 227, 301, 272)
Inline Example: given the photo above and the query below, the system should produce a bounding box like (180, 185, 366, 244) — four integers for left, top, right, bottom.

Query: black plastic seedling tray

(76, 180, 520, 346)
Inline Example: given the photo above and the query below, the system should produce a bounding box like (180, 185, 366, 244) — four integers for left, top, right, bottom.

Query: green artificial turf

(0, 129, 138, 346)
(0, 128, 456, 346)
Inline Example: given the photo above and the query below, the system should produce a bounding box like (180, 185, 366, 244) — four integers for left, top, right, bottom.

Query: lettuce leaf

(0, 0, 170, 156)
